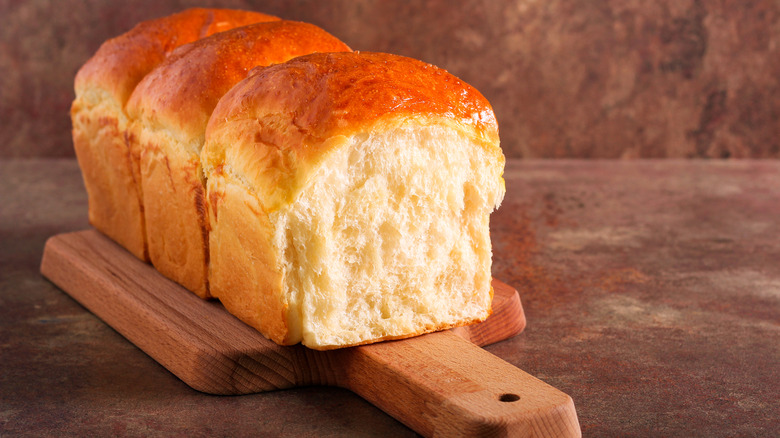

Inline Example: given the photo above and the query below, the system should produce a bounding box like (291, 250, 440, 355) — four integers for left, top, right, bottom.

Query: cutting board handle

(339, 330, 581, 437)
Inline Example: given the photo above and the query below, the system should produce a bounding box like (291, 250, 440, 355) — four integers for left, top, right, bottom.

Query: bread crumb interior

(272, 124, 504, 347)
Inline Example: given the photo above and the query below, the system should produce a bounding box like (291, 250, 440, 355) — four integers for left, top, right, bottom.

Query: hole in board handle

(498, 393, 520, 403)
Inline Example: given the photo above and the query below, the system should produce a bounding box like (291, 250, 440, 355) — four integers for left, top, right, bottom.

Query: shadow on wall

(1, 0, 778, 159)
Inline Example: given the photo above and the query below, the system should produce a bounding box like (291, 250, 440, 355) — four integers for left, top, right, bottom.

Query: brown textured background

(1, 0, 779, 158)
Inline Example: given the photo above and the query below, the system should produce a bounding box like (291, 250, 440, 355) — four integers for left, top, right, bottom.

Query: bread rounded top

(126, 21, 351, 153)
(203, 51, 502, 211)
(74, 8, 278, 107)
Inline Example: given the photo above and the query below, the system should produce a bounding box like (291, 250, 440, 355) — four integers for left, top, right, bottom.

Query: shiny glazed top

(209, 51, 500, 150)
(126, 21, 351, 150)
(74, 8, 278, 106)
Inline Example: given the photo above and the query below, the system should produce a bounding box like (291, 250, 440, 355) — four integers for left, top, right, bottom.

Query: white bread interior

(204, 119, 504, 349)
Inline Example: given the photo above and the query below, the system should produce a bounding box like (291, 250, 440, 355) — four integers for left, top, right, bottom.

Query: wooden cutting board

(40, 230, 580, 437)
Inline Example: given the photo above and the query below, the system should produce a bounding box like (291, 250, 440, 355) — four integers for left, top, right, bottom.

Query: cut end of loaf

(202, 51, 506, 350)
(271, 122, 504, 349)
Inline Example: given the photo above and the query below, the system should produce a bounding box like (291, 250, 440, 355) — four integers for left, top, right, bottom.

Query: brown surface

(2, 1, 779, 159)
(2, 158, 779, 436)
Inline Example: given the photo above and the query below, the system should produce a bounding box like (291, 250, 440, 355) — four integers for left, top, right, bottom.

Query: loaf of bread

(201, 52, 505, 349)
(124, 21, 350, 298)
(71, 8, 279, 261)
(73, 10, 505, 350)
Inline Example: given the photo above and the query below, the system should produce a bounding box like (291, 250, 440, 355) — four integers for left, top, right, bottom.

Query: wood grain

(40, 229, 580, 437)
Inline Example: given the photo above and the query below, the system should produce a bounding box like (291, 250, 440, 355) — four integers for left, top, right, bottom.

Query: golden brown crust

(75, 8, 279, 107)
(210, 51, 498, 148)
(203, 51, 502, 212)
(126, 21, 350, 299)
(126, 21, 351, 148)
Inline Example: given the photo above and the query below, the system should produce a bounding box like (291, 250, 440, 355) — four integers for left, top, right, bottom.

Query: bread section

(71, 8, 279, 261)
(72, 10, 505, 349)
(125, 21, 350, 298)
(202, 52, 505, 349)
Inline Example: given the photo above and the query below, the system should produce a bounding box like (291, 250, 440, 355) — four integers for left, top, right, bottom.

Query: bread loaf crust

(125, 21, 351, 297)
(75, 8, 278, 109)
(71, 8, 279, 261)
(127, 21, 352, 153)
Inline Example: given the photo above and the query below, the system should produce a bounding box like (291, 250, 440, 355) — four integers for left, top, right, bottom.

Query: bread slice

(123, 21, 350, 299)
(201, 52, 505, 349)
(70, 8, 278, 261)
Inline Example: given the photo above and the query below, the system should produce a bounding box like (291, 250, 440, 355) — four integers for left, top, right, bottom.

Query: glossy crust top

(74, 8, 279, 106)
(126, 21, 351, 150)
(203, 51, 502, 211)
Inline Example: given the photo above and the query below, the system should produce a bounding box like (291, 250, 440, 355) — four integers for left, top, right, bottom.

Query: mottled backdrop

(1, 0, 778, 158)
